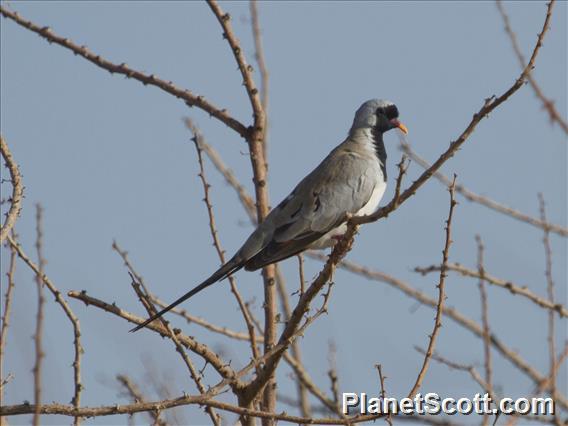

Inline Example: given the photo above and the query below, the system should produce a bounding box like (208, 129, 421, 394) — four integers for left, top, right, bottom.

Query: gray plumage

(131, 99, 407, 332)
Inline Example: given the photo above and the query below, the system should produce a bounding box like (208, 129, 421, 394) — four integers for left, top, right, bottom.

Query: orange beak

(391, 119, 408, 134)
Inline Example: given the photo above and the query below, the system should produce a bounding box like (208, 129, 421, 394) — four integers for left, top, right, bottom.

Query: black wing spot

(277, 192, 294, 210)
(290, 203, 302, 218)
(275, 221, 294, 236)
(313, 192, 321, 212)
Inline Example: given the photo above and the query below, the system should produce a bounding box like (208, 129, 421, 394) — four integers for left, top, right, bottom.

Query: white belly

(355, 180, 387, 216)
(309, 180, 387, 249)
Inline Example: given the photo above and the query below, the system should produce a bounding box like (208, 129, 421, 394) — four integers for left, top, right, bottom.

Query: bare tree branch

(415, 262, 568, 317)
(7, 233, 85, 421)
(67, 290, 243, 390)
(476, 235, 492, 426)
(538, 194, 561, 426)
(0, 231, 17, 407)
(407, 177, 457, 397)
(0, 6, 249, 138)
(496, 0, 567, 134)
(185, 117, 262, 370)
(116, 375, 167, 426)
(32, 206, 46, 426)
(399, 140, 568, 237)
(205, 2, 275, 418)
(0, 136, 24, 243)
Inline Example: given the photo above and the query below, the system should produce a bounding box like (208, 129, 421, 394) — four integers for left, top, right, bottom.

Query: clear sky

(1, 1, 566, 425)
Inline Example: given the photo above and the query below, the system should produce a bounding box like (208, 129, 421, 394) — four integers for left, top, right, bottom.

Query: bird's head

(350, 99, 408, 136)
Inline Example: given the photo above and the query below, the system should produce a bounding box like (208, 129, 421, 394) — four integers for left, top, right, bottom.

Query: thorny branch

(116, 375, 167, 426)
(0, 230, 17, 406)
(67, 290, 242, 390)
(407, 177, 457, 398)
(0, 6, 248, 138)
(205, 1, 275, 417)
(185, 117, 262, 369)
(414, 262, 568, 318)
(32, 206, 46, 426)
(0, 136, 24, 243)
(399, 140, 568, 237)
(128, 274, 222, 426)
(538, 194, 561, 426)
(496, 0, 567, 134)
(476, 235, 492, 426)
(7, 233, 84, 422)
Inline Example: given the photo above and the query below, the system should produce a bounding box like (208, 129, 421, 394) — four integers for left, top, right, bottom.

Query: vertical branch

(375, 364, 392, 426)
(0, 230, 17, 407)
(297, 254, 306, 296)
(116, 375, 167, 426)
(206, 2, 274, 418)
(476, 235, 493, 426)
(249, 0, 269, 114)
(7, 234, 84, 424)
(249, 0, 270, 164)
(274, 266, 311, 418)
(496, 0, 567, 134)
(185, 118, 262, 370)
(33, 205, 46, 426)
(128, 274, 222, 426)
(407, 177, 457, 398)
(538, 194, 559, 425)
(328, 341, 340, 410)
(0, 136, 24, 243)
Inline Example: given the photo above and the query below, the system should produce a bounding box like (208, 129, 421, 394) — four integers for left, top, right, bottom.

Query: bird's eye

(384, 105, 399, 120)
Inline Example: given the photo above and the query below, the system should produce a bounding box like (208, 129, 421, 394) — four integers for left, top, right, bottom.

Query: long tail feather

(130, 257, 243, 332)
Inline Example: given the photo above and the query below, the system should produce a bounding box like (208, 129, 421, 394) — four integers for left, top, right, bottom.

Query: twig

(205, 2, 274, 417)
(0, 7, 248, 138)
(415, 347, 493, 397)
(538, 194, 560, 426)
(185, 117, 261, 370)
(249, 0, 270, 164)
(328, 342, 340, 409)
(407, 177, 457, 398)
(249, 0, 269, 114)
(496, 0, 567, 134)
(414, 262, 568, 317)
(32, 205, 46, 426)
(67, 290, 242, 388)
(199, 138, 257, 222)
(0, 136, 24, 243)
(298, 254, 306, 296)
(116, 375, 167, 426)
(375, 364, 392, 426)
(7, 231, 85, 423)
(275, 265, 313, 418)
(399, 140, 567, 237)
(282, 350, 338, 416)
(128, 274, 221, 426)
(0, 230, 17, 405)
(476, 235, 492, 426)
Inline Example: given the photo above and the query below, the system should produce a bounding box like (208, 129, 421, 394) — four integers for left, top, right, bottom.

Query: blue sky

(1, 1, 566, 424)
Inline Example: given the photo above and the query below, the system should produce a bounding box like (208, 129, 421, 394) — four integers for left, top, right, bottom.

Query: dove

(131, 99, 407, 332)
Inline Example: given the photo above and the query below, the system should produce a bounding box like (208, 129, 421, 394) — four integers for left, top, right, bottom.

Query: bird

(131, 99, 407, 332)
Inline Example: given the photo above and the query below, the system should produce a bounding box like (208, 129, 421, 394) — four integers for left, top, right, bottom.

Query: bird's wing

(242, 145, 379, 271)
